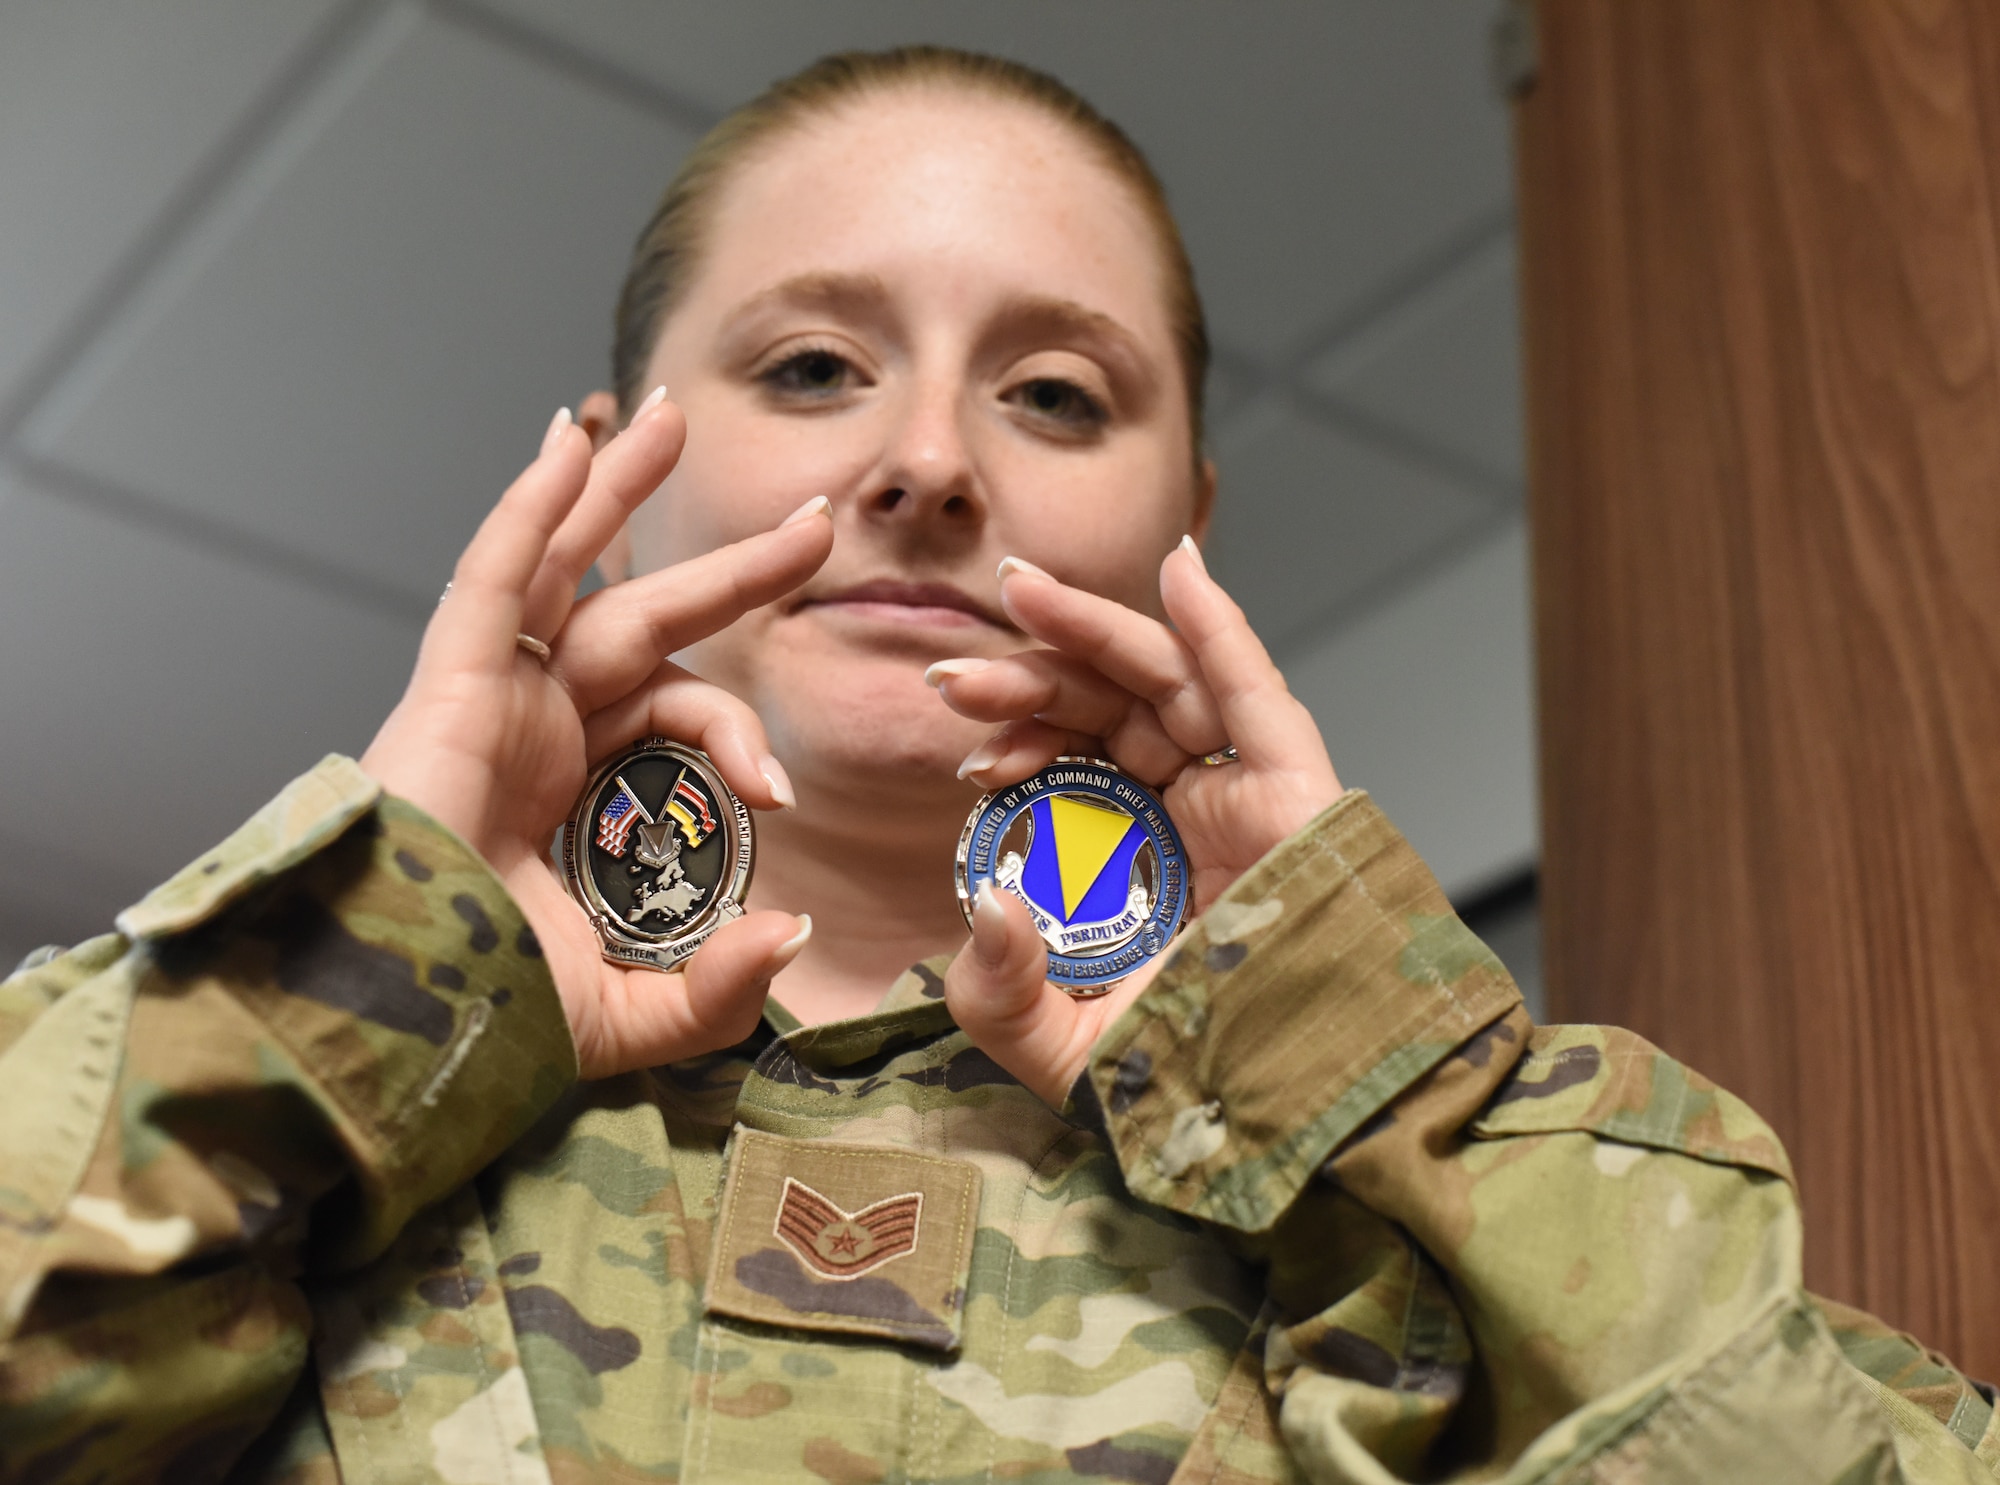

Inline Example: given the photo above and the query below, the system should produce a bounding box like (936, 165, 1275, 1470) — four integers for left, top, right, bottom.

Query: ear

(1187, 456, 1217, 547)
(577, 389, 624, 453)
(575, 389, 636, 580)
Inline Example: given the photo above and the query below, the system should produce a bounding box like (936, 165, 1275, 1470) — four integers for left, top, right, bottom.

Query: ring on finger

(1200, 745, 1241, 766)
(515, 632, 552, 662)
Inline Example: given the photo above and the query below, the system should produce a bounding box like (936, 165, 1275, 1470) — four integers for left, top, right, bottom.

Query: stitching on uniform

(924, 1036, 952, 1482)
(771, 1178, 924, 1280)
(986, 1130, 1073, 1485)
(413, 997, 491, 1112)
(1197, 1299, 1278, 1485)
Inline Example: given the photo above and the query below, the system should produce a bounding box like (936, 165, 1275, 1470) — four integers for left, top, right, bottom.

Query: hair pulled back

(611, 45, 1210, 455)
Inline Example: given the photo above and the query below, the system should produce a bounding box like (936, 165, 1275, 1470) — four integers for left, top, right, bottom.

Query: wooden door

(1517, 1, 2000, 1375)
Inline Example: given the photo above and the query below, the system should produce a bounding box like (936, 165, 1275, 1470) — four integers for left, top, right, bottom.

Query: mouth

(796, 578, 1011, 632)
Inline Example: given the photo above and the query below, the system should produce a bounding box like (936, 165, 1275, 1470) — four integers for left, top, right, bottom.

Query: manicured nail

(635, 385, 669, 419)
(782, 494, 832, 527)
(768, 914, 812, 972)
(996, 555, 1051, 583)
(996, 556, 1056, 584)
(957, 738, 1005, 780)
(971, 882, 1008, 960)
(924, 658, 991, 688)
(541, 406, 572, 456)
(760, 755, 796, 810)
(1179, 534, 1207, 573)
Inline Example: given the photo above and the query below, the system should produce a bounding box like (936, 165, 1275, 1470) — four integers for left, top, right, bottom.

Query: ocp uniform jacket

(1, 757, 1993, 1482)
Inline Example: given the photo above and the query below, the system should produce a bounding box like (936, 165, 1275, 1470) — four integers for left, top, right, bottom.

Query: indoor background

(0, 1, 1541, 1007)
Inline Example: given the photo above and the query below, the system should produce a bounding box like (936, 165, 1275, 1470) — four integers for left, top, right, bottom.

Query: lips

(798, 578, 1010, 630)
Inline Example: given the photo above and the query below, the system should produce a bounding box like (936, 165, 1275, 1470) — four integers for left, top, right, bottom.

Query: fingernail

(541, 406, 572, 456)
(972, 883, 1008, 962)
(782, 494, 832, 527)
(996, 555, 1051, 583)
(957, 738, 1005, 780)
(1179, 534, 1207, 573)
(767, 914, 812, 973)
(635, 385, 669, 419)
(924, 658, 990, 688)
(760, 754, 797, 810)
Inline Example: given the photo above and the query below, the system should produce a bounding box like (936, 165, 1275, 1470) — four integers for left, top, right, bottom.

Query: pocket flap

(1468, 1025, 1793, 1183)
(705, 1128, 982, 1352)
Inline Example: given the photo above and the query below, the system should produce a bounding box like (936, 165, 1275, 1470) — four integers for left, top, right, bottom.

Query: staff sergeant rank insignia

(956, 756, 1188, 994)
(562, 737, 754, 972)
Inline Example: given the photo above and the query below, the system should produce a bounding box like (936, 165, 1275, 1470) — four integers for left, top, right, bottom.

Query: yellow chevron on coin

(1048, 793, 1138, 918)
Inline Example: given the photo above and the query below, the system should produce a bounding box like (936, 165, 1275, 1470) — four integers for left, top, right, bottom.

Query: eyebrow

(721, 271, 893, 333)
(991, 294, 1154, 389)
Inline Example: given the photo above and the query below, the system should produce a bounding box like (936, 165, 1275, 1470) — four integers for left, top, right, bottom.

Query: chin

(759, 650, 986, 796)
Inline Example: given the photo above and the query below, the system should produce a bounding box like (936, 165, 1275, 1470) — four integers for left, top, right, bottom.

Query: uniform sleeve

(0, 755, 577, 1480)
(1072, 790, 1995, 1483)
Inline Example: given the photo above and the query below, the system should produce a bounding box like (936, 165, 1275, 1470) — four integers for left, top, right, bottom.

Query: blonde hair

(611, 45, 1210, 455)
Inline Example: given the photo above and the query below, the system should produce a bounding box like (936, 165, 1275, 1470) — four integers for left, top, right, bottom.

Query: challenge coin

(562, 737, 754, 973)
(955, 757, 1189, 995)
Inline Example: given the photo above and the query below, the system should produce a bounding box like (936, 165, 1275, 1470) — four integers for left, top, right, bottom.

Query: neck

(749, 775, 977, 1025)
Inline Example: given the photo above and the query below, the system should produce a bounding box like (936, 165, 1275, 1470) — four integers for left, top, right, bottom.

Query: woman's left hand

(927, 538, 1343, 1105)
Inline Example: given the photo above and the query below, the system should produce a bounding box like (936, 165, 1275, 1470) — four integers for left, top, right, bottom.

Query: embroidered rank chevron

(775, 1177, 923, 1279)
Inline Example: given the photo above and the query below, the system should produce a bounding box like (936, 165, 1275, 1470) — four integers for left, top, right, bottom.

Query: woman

(2, 47, 1990, 1484)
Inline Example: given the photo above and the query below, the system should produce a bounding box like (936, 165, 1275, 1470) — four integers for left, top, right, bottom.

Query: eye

(761, 347, 858, 400)
(1010, 377, 1107, 431)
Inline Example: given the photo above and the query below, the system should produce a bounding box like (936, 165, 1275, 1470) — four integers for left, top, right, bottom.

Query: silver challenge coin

(562, 738, 754, 973)
(956, 757, 1189, 996)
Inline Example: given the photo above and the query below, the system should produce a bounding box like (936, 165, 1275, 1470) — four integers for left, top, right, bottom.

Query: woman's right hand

(360, 394, 834, 1077)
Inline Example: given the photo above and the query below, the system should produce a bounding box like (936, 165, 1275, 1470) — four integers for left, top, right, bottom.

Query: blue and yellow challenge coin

(956, 757, 1189, 995)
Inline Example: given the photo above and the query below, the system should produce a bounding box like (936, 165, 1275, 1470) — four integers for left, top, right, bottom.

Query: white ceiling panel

(1204, 397, 1493, 653)
(1305, 231, 1526, 491)
(19, 7, 699, 604)
(1285, 516, 1536, 899)
(0, 472, 422, 942)
(0, 0, 344, 418)
(467, 0, 1514, 363)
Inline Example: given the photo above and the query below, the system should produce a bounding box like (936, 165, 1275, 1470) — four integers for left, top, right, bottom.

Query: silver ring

(438, 581, 453, 607)
(515, 633, 551, 662)
(1200, 746, 1240, 766)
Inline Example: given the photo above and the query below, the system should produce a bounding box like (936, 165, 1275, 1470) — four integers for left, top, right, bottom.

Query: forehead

(681, 90, 1174, 344)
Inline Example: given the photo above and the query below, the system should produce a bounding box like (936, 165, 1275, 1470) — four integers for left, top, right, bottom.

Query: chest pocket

(1466, 1024, 1794, 1182)
(704, 1127, 982, 1352)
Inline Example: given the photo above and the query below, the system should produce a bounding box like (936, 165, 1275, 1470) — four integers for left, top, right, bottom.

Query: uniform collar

(755, 955, 958, 1070)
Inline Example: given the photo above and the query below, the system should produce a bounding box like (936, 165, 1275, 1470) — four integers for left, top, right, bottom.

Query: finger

(929, 652, 1193, 783)
(520, 392, 686, 639)
(941, 885, 1084, 1106)
(579, 911, 809, 1076)
(449, 411, 590, 611)
(582, 661, 794, 812)
(422, 411, 591, 674)
(554, 500, 835, 712)
(997, 561, 1228, 752)
(1160, 542, 1332, 776)
(932, 656, 1192, 784)
(954, 719, 1090, 791)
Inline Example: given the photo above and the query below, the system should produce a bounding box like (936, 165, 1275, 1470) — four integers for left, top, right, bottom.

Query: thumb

(943, 885, 1092, 1106)
(576, 909, 807, 1077)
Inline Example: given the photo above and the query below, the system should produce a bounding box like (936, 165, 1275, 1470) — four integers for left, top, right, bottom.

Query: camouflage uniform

(1, 755, 1994, 1483)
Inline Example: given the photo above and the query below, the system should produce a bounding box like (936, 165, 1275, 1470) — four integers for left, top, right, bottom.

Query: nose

(864, 373, 985, 533)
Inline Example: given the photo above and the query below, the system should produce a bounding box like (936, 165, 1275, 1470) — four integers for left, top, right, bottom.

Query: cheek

(993, 440, 1193, 613)
(634, 400, 875, 566)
